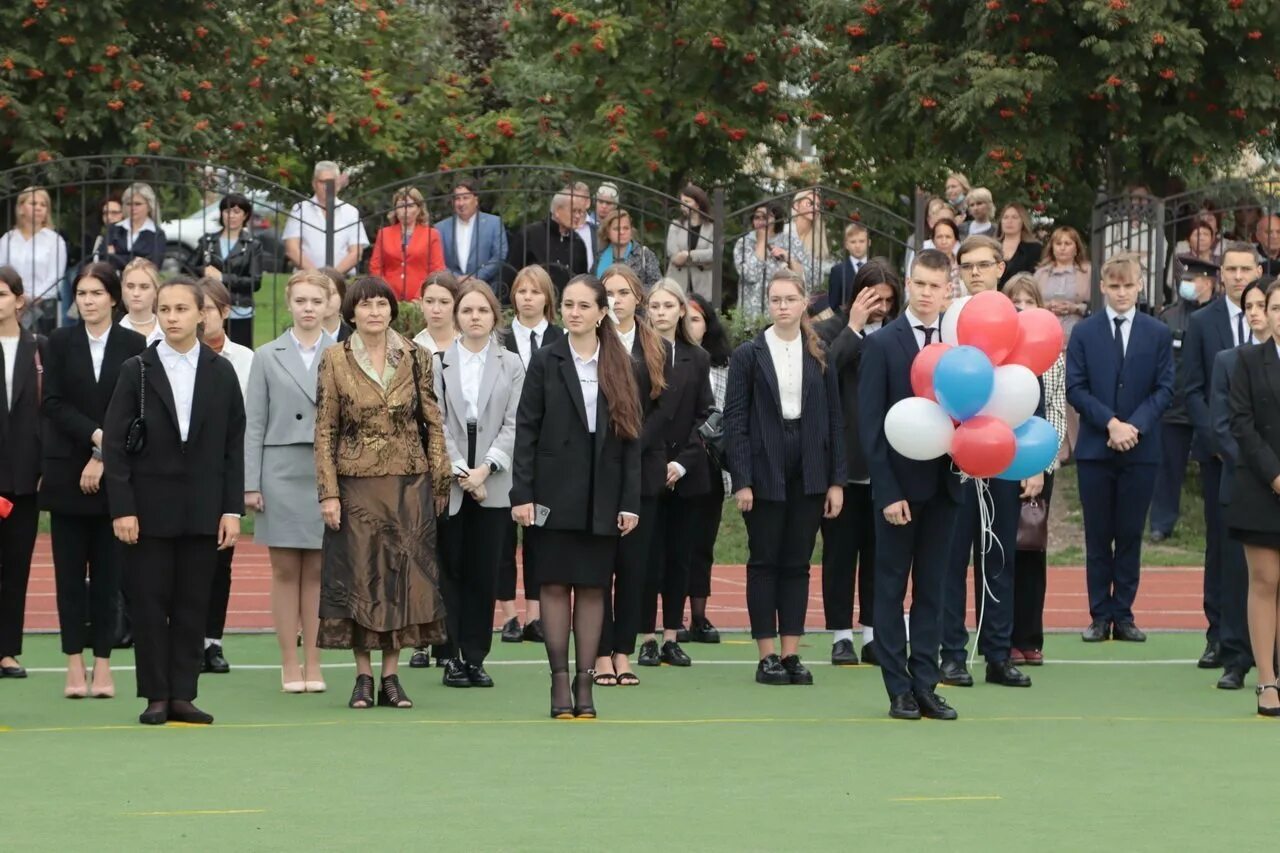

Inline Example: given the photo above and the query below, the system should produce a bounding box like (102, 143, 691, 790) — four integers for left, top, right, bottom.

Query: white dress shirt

(291, 329, 323, 371)
(0, 336, 17, 411)
(1104, 305, 1136, 355)
(118, 314, 164, 346)
(0, 227, 68, 302)
(903, 308, 941, 350)
(124, 219, 157, 253)
(616, 322, 637, 355)
(1225, 297, 1258, 347)
(576, 223, 595, 269)
(571, 342, 601, 434)
(282, 196, 367, 269)
(454, 214, 475, 274)
(156, 340, 200, 441)
(459, 341, 488, 423)
(219, 339, 255, 397)
(87, 324, 111, 381)
(513, 318, 549, 368)
(764, 325, 803, 420)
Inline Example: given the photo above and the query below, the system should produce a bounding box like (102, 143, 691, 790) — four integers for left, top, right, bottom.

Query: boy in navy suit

(859, 249, 963, 720)
(1066, 255, 1174, 643)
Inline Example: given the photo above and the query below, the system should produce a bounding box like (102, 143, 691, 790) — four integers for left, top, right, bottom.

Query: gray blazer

(244, 330, 336, 491)
(435, 338, 525, 515)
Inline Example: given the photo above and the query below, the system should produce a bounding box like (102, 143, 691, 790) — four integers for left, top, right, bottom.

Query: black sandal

(1257, 683, 1280, 718)
(377, 674, 413, 708)
(573, 671, 596, 719)
(593, 670, 619, 687)
(616, 671, 640, 686)
(348, 674, 375, 709)
(550, 671, 574, 719)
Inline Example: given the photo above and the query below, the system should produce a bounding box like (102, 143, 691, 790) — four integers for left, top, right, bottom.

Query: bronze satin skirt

(318, 474, 447, 651)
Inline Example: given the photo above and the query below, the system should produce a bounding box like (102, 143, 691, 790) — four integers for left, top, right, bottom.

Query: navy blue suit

(859, 313, 963, 698)
(1066, 309, 1174, 626)
(1180, 296, 1240, 646)
(106, 224, 167, 272)
(1209, 348, 1254, 673)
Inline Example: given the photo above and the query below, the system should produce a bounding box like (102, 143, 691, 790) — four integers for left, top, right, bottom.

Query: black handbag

(698, 407, 727, 471)
(124, 358, 147, 455)
(1016, 497, 1049, 551)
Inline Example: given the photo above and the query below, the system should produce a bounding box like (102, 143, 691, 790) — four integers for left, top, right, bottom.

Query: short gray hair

(121, 182, 160, 223)
(550, 189, 572, 214)
(313, 160, 341, 180)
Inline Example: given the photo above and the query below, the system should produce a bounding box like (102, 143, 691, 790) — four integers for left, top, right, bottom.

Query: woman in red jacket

(370, 187, 445, 302)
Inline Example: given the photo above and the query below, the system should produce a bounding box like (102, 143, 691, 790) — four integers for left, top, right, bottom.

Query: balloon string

(960, 472, 1004, 667)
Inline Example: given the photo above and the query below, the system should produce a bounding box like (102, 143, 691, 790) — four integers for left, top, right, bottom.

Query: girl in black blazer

(104, 277, 246, 726)
(638, 279, 714, 670)
(0, 266, 47, 680)
(496, 265, 564, 643)
(40, 263, 147, 698)
(595, 263, 667, 684)
(511, 274, 642, 719)
(1227, 279, 1280, 717)
(724, 269, 846, 686)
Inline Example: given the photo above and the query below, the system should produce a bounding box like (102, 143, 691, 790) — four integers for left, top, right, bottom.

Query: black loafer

(659, 641, 692, 667)
(139, 701, 169, 725)
(202, 644, 230, 674)
(408, 648, 432, 668)
(687, 620, 721, 644)
(939, 659, 973, 687)
(500, 618, 523, 644)
(1197, 641, 1221, 669)
(168, 701, 214, 725)
(781, 654, 814, 685)
(1217, 668, 1246, 690)
(1111, 621, 1147, 642)
(859, 641, 879, 666)
(830, 639, 859, 666)
(522, 619, 545, 643)
(889, 692, 921, 720)
(441, 658, 471, 687)
(466, 663, 494, 688)
(1081, 619, 1110, 642)
(755, 654, 789, 685)
(675, 625, 691, 643)
(915, 690, 959, 720)
(637, 639, 661, 667)
(985, 659, 1032, 687)
(0, 661, 27, 678)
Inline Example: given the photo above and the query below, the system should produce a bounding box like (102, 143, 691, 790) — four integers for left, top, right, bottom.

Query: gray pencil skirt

(254, 444, 325, 550)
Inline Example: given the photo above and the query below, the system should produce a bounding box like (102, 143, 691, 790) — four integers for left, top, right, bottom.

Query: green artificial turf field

(3, 632, 1270, 852)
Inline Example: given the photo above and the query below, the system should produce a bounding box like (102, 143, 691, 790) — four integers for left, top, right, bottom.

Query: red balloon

(950, 415, 1017, 479)
(1003, 307, 1064, 376)
(910, 342, 953, 401)
(956, 290, 1019, 365)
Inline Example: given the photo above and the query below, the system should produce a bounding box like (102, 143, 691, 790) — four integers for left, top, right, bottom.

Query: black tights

(541, 583, 604, 709)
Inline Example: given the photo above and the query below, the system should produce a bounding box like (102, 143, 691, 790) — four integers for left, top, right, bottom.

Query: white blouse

(764, 326, 803, 420)
(118, 314, 164, 346)
(0, 228, 68, 302)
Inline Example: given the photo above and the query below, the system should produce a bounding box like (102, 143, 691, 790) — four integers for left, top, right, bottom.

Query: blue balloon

(996, 416, 1060, 481)
(933, 345, 995, 422)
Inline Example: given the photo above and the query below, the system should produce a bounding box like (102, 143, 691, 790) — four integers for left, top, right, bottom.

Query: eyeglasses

(768, 296, 804, 307)
(958, 260, 1000, 273)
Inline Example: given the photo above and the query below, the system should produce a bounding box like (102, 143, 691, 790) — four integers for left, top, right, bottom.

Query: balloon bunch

(885, 291, 1064, 481)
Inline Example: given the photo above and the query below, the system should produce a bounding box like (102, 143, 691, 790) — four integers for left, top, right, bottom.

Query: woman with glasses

(370, 188, 446, 303)
(107, 183, 167, 271)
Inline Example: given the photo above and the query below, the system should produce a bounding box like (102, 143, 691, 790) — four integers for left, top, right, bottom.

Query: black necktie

(530, 329, 539, 351)
(1237, 311, 1247, 348)
(1113, 316, 1126, 363)
(915, 325, 935, 347)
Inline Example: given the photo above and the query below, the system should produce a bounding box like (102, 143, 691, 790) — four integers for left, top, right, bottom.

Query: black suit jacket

(997, 240, 1042, 287)
(1227, 342, 1280, 534)
(510, 335, 641, 535)
(39, 323, 147, 514)
(816, 312, 871, 482)
(505, 218, 589, 293)
(858, 313, 963, 511)
(826, 259, 866, 317)
(1181, 296, 1234, 457)
(0, 330, 47, 496)
(653, 340, 715, 498)
(106, 224, 167, 271)
(723, 330, 847, 501)
(103, 343, 246, 537)
(503, 322, 564, 362)
(634, 335, 673, 498)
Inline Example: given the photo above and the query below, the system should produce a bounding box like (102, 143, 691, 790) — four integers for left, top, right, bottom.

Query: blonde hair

(598, 209, 633, 249)
(121, 257, 161, 288)
(792, 189, 828, 270)
(511, 265, 557, 324)
(388, 187, 428, 225)
(648, 277, 694, 345)
(286, 270, 332, 297)
(1001, 272, 1043, 308)
(946, 172, 971, 196)
(121, 182, 160, 223)
(1101, 254, 1143, 284)
(1037, 226, 1089, 272)
(15, 186, 54, 231)
(967, 187, 994, 207)
(767, 269, 826, 371)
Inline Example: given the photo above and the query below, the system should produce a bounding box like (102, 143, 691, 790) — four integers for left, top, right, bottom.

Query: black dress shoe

(1111, 621, 1147, 642)
(1197, 641, 1221, 669)
(202, 644, 230, 674)
(830, 639, 859, 666)
(500, 618, 523, 643)
(441, 658, 471, 687)
(659, 641, 692, 667)
(939, 659, 973, 687)
(522, 619, 545, 643)
(687, 619, 721, 644)
(781, 655, 814, 685)
(675, 625, 691, 643)
(1217, 668, 1246, 690)
(466, 663, 494, 687)
(408, 648, 432, 668)
(139, 701, 169, 725)
(889, 692, 921, 720)
(755, 654, 790, 685)
(915, 690, 959, 720)
(0, 661, 27, 678)
(637, 639, 661, 667)
(1081, 619, 1110, 642)
(168, 701, 214, 724)
(985, 659, 1032, 687)
(859, 641, 879, 666)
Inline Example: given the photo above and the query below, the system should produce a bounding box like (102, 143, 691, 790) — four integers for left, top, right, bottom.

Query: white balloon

(978, 364, 1040, 428)
(940, 294, 971, 346)
(885, 397, 956, 461)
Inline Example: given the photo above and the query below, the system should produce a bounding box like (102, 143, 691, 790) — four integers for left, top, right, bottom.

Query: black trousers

(0, 493, 39, 658)
(228, 317, 253, 349)
(51, 512, 121, 658)
(1077, 461, 1157, 624)
(497, 522, 540, 602)
(686, 467, 724, 600)
(599, 495, 657, 657)
(820, 482, 876, 630)
(1200, 456, 1223, 643)
(941, 477, 1020, 665)
(438, 500, 506, 663)
(1221, 525, 1254, 672)
(205, 545, 234, 641)
(1012, 472, 1055, 651)
(643, 491, 696, 633)
(125, 535, 218, 702)
(1148, 422, 1192, 536)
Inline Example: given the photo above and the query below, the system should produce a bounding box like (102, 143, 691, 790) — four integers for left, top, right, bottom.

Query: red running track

(22, 536, 1208, 634)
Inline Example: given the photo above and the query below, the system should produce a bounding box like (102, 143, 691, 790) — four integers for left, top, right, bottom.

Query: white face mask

(1178, 280, 1199, 302)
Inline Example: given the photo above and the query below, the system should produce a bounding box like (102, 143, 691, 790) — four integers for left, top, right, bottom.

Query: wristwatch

(488, 462, 499, 475)
(91, 447, 103, 461)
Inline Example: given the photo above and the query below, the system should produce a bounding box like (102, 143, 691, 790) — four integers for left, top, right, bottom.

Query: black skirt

(529, 527, 617, 588)
(1229, 528, 1280, 550)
